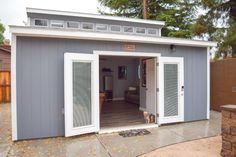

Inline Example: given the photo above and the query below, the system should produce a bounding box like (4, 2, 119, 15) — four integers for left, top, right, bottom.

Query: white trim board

(11, 35, 17, 141)
(10, 26, 217, 47)
(26, 8, 165, 26)
(207, 47, 210, 119)
(94, 50, 161, 57)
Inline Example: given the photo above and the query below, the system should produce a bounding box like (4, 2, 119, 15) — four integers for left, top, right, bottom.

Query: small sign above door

(123, 44, 136, 51)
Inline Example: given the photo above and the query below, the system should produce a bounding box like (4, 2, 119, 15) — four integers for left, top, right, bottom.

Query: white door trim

(94, 50, 160, 127)
(93, 50, 161, 58)
(64, 53, 99, 137)
(11, 35, 18, 141)
(158, 57, 184, 124)
(207, 47, 210, 119)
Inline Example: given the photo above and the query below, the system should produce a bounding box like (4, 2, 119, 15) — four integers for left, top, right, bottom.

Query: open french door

(64, 53, 99, 137)
(158, 57, 184, 124)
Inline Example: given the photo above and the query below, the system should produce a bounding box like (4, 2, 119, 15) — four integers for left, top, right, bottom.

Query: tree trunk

(143, 0, 147, 19)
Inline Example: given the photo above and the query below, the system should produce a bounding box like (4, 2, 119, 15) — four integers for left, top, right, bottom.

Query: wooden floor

(100, 101, 146, 128)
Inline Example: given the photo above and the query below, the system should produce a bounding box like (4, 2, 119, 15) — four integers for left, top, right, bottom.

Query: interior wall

(99, 56, 139, 99)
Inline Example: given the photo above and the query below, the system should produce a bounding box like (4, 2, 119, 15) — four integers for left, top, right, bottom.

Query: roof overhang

(10, 26, 217, 47)
(26, 8, 165, 26)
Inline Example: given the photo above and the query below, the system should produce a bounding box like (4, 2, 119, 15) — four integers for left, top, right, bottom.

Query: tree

(0, 20, 5, 45)
(98, 0, 199, 38)
(191, 0, 236, 59)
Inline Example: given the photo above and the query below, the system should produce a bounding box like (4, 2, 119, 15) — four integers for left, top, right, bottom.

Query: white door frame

(158, 57, 184, 124)
(64, 53, 99, 137)
(94, 50, 160, 127)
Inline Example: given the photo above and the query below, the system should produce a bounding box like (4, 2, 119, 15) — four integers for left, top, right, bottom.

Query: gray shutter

(164, 64, 178, 117)
(73, 62, 92, 127)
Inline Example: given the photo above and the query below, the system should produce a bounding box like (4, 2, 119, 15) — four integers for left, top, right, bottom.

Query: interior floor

(100, 100, 145, 128)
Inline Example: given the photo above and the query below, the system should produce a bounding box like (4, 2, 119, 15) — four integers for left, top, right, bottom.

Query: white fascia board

(26, 8, 165, 26)
(10, 26, 217, 47)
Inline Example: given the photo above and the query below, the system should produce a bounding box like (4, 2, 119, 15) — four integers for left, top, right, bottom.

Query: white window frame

(81, 22, 94, 31)
(135, 27, 146, 35)
(123, 26, 134, 34)
(95, 23, 108, 32)
(66, 21, 80, 29)
(109, 25, 122, 33)
(33, 18, 48, 27)
(50, 20, 64, 28)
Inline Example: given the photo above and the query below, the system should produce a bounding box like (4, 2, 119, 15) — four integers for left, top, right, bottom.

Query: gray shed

(10, 8, 217, 140)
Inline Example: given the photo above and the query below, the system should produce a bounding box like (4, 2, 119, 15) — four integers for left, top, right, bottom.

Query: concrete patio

(0, 103, 221, 157)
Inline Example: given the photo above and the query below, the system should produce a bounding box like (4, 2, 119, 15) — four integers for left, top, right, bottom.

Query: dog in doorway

(143, 112, 155, 123)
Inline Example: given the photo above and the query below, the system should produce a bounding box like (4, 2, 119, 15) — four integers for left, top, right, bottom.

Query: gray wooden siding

(16, 37, 207, 139)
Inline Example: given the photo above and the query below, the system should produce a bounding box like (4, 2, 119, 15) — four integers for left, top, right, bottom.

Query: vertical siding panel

(31, 39, 42, 136)
(183, 48, 191, 120)
(191, 49, 197, 120)
(56, 39, 65, 135)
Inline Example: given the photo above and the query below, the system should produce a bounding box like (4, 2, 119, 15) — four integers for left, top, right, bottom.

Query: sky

(0, 0, 101, 39)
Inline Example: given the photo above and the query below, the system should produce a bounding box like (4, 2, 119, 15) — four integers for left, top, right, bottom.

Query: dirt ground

(141, 136, 222, 157)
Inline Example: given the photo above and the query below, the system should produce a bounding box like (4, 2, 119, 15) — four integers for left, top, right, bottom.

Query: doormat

(118, 129, 151, 137)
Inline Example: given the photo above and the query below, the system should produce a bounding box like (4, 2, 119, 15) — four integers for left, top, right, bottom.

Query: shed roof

(10, 25, 217, 47)
(26, 8, 165, 26)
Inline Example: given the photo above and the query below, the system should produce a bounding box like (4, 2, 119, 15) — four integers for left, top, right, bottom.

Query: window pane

(82, 23, 94, 30)
(96, 24, 108, 31)
(136, 27, 146, 34)
(73, 62, 92, 127)
(51, 21, 64, 28)
(124, 26, 133, 33)
(164, 64, 178, 117)
(67, 22, 79, 29)
(148, 29, 157, 35)
(110, 25, 121, 32)
(35, 19, 48, 26)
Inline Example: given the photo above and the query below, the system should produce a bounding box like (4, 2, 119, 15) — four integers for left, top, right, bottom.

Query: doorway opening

(98, 55, 158, 130)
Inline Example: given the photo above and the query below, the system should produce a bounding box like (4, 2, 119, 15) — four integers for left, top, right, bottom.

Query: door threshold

(99, 123, 159, 134)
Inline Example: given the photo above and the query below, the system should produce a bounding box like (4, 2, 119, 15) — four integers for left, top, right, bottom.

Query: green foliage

(98, 0, 236, 59)
(98, 0, 199, 38)
(192, 0, 236, 58)
(0, 21, 5, 45)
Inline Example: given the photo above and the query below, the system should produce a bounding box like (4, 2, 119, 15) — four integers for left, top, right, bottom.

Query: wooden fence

(211, 58, 236, 111)
(0, 71, 11, 103)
